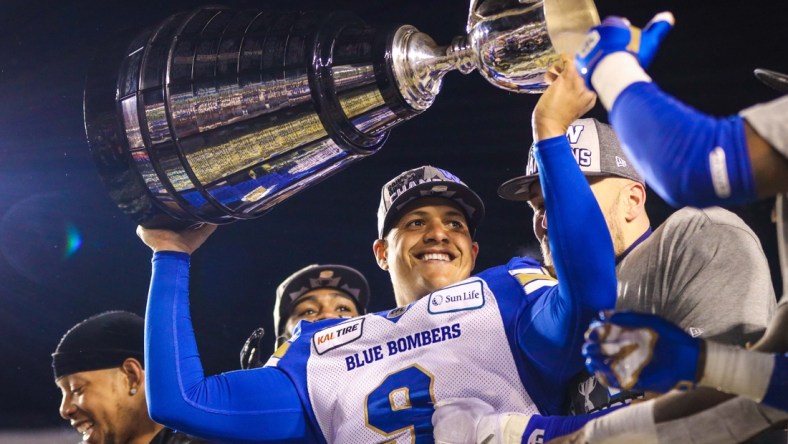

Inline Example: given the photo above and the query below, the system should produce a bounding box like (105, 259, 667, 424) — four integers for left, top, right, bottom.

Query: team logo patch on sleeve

(428, 280, 485, 314)
(313, 317, 365, 355)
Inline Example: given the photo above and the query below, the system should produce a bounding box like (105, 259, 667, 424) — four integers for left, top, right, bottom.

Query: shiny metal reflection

(85, 1, 598, 228)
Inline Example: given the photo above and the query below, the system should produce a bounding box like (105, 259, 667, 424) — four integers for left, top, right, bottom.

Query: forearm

(593, 54, 755, 207)
(523, 408, 618, 444)
(700, 342, 788, 411)
(145, 252, 309, 442)
(576, 396, 786, 443)
(654, 396, 787, 443)
(437, 403, 617, 444)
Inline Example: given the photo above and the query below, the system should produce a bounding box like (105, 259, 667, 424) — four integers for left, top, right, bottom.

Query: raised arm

(575, 13, 788, 206)
(139, 226, 313, 443)
(518, 56, 618, 381)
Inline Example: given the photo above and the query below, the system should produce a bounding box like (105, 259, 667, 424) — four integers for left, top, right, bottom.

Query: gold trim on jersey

(364, 363, 436, 442)
(510, 267, 557, 294)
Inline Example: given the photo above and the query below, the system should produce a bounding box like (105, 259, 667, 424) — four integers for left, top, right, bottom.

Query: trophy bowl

(84, 1, 598, 228)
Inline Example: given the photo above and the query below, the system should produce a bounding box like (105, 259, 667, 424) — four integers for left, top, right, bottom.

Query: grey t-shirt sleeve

(617, 207, 776, 345)
(740, 95, 788, 159)
(777, 194, 788, 301)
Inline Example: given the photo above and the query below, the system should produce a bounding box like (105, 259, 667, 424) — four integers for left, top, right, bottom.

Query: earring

(130, 388, 138, 396)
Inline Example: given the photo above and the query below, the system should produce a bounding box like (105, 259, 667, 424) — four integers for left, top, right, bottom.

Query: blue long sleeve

(145, 251, 313, 443)
(518, 135, 618, 383)
(523, 406, 620, 443)
(610, 81, 755, 207)
(762, 353, 788, 411)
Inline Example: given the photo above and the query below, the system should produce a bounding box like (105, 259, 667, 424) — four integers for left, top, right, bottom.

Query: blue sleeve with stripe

(523, 406, 620, 443)
(517, 135, 618, 393)
(145, 251, 316, 443)
(610, 81, 755, 207)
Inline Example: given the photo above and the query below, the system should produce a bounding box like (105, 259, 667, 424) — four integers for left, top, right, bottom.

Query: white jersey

(268, 258, 556, 443)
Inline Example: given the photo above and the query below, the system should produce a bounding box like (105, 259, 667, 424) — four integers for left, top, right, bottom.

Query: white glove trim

(583, 400, 658, 444)
(700, 341, 774, 402)
(590, 52, 652, 110)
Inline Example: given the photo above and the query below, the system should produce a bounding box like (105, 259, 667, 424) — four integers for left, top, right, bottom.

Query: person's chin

(79, 428, 99, 444)
(419, 274, 460, 293)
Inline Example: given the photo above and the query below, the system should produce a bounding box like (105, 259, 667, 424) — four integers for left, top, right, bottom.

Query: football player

(137, 156, 618, 442)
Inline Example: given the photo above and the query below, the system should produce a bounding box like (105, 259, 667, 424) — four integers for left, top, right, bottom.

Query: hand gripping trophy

(84, 0, 598, 228)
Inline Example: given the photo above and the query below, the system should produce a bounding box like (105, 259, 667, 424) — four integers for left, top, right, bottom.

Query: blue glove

(575, 12, 675, 89)
(582, 311, 701, 393)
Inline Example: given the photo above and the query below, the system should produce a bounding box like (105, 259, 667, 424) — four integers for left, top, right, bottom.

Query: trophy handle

(543, 0, 600, 55)
(463, 0, 600, 92)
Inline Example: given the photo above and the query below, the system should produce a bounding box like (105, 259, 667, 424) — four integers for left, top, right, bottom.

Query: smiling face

(374, 197, 479, 306)
(284, 288, 361, 336)
(55, 361, 158, 444)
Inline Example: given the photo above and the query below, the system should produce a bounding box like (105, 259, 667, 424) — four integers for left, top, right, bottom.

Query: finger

(594, 367, 620, 389)
(643, 12, 675, 45)
(582, 342, 607, 360)
(545, 70, 559, 84)
(597, 309, 615, 321)
(600, 16, 630, 28)
(559, 54, 575, 72)
(548, 60, 564, 77)
(545, 61, 564, 83)
(584, 321, 608, 342)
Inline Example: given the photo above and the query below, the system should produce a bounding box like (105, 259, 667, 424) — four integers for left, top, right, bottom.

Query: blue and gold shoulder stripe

(509, 266, 557, 295)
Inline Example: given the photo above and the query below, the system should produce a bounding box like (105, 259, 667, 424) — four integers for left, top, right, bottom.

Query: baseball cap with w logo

(377, 165, 485, 238)
(498, 118, 643, 201)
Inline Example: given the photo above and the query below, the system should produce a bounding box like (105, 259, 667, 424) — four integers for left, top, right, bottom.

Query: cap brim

(497, 175, 539, 201)
(275, 264, 370, 339)
(754, 69, 788, 93)
(381, 181, 485, 237)
(498, 171, 635, 202)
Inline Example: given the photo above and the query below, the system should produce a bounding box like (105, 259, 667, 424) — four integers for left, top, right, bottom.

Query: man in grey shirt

(615, 206, 774, 343)
(498, 82, 775, 414)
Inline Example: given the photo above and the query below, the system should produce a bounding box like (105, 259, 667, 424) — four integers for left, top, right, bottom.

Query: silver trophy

(84, 0, 598, 228)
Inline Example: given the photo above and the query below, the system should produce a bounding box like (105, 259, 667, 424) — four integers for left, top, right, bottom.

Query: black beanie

(52, 311, 144, 380)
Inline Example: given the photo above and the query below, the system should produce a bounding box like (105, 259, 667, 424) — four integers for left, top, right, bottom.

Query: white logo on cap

(566, 125, 585, 145)
(615, 156, 627, 168)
